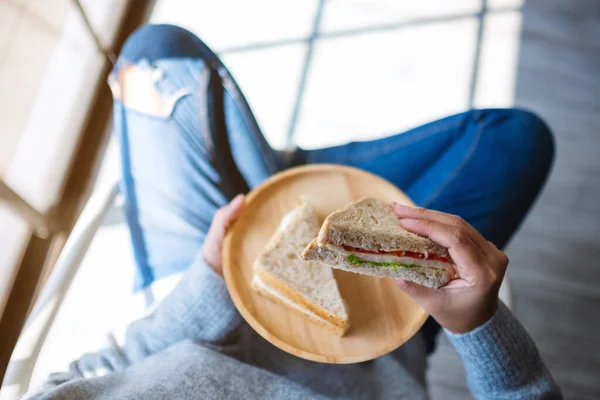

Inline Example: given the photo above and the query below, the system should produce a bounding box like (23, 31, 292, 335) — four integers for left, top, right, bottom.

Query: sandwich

(301, 198, 456, 289)
(252, 200, 349, 336)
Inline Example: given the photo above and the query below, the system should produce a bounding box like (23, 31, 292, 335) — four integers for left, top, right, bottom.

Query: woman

(28, 25, 560, 399)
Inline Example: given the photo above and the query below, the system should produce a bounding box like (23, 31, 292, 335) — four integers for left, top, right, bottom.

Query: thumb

(203, 194, 245, 275)
(395, 279, 436, 307)
(220, 194, 245, 228)
(213, 194, 245, 235)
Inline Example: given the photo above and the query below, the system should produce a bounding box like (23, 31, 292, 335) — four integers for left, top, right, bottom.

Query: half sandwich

(252, 200, 349, 336)
(301, 198, 456, 289)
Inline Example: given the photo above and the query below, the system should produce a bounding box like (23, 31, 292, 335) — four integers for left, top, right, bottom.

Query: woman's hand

(202, 194, 245, 276)
(392, 204, 509, 334)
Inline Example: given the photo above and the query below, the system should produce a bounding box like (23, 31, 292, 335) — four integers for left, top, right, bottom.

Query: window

(0, 0, 149, 391)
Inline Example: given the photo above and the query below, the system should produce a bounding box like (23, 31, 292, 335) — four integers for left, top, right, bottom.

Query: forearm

(446, 301, 561, 399)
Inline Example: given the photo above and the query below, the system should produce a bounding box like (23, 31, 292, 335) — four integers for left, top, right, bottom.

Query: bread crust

(252, 275, 347, 337)
(253, 266, 350, 335)
(251, 200, 349, 336)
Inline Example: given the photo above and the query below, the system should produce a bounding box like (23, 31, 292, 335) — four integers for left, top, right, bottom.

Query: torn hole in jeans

(109, 62, 190, 118)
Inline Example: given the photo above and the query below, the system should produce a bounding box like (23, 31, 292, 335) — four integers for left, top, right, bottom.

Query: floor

(428, 1, 600, 399)
(27, 0, 600, 399)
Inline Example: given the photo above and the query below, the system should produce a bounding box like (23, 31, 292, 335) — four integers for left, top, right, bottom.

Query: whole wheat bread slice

(316, 198, 451, 258)
(252, 200, 349, 336)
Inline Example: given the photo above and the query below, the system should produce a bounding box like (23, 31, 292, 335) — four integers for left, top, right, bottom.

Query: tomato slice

(342, 245, 449, 263)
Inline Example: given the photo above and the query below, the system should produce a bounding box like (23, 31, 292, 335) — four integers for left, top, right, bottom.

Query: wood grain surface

(222, 164, 428, 363)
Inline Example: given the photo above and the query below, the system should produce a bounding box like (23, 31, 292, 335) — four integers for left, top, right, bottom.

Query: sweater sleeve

(445, 301, 562, 400)
(40, 254, 243, 388)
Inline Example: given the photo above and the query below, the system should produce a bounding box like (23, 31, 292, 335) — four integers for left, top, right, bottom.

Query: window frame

(0, 0, 154, 385)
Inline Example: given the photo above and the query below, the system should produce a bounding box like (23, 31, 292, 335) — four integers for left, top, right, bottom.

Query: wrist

(202, 250, 224, 277)
(444, 298, 498, 334)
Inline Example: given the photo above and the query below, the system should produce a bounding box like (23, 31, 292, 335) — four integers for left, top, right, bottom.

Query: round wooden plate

(222, 164, 428, 364)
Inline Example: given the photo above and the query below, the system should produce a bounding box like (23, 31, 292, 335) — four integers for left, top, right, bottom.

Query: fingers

(395, 279, 437, 306)
(399, 218, 486, 266)
(393, 203, 490, 252)
(393, 203, 466, 228)
(212, 194, 245, 235)
(202, 194, 246, 276)
(221, 194, 245, 228)
(399, 218, 469, 249)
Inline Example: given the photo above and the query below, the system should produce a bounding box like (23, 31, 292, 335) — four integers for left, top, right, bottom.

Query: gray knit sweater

(28, 256, 561, 399)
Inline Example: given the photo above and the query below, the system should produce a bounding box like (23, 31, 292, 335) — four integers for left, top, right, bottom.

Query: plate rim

(222, 164, 428, 364)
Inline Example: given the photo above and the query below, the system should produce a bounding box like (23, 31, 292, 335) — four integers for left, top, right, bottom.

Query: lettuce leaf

(346, 255, 420, 270)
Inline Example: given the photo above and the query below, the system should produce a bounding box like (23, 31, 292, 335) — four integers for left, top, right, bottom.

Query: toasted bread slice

(252, 201, 349, 336)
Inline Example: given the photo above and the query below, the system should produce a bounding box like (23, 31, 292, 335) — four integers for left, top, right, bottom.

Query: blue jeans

(111, 25, 554, 353)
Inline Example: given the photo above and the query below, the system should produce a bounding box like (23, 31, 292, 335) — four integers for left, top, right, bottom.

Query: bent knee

(109, 64, 189, 117)
(119, 24, 205, 64)
(490, 108, 554, 174)
(509, 109, 553, 155)
(109, 24, 207, 117)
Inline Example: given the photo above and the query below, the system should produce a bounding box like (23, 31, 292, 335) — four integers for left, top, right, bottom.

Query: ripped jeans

(109, 24, 554, 353)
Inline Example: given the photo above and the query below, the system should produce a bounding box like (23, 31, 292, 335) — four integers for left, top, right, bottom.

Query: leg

(110, 24, 281, 292)
(301, 109, 554, 351)
(302, 109, 554, 249)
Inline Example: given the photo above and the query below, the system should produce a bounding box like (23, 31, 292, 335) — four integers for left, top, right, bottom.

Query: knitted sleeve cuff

(445, 301, 561, 399)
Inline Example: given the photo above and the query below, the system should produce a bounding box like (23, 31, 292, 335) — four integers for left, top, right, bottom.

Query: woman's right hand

(202, 194, 245, 277)
(392, 204, 509, 334)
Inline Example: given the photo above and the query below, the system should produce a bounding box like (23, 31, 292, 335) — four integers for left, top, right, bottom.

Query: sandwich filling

(342, 245, 450, 263)
(252, 275, 336, 326)
(326, 244, 454, 272)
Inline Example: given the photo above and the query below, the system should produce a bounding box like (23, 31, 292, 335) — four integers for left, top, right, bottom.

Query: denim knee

(493, 108, 555, 178)
(511, 109, 553, 153)
(119, 24, 209, 64)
